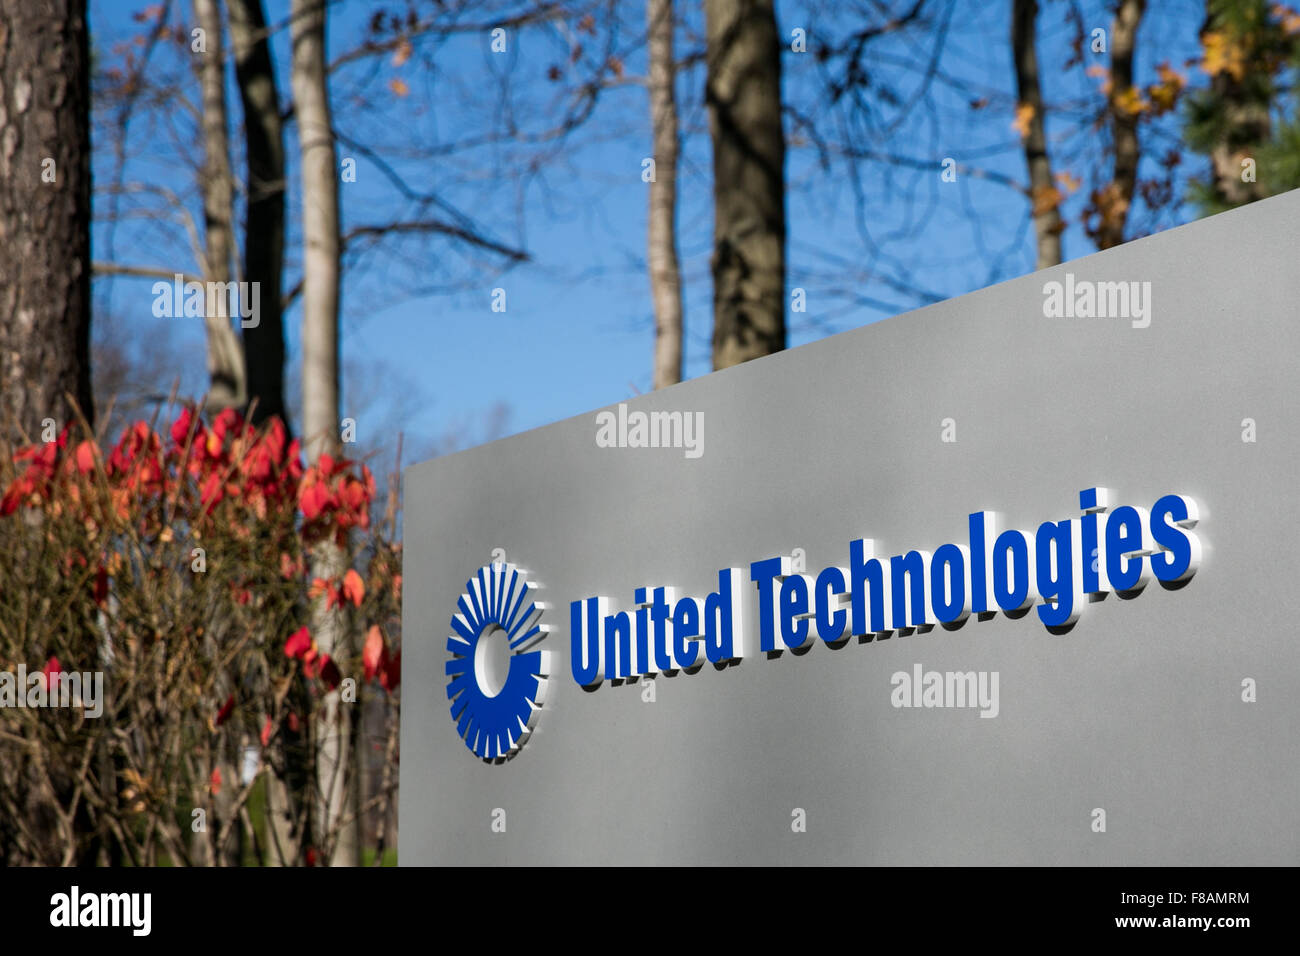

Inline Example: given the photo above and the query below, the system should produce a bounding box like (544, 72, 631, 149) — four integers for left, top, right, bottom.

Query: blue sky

(89, 0, 1213, 460)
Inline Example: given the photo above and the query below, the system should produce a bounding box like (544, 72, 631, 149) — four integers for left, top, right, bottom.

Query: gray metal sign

(401, 190, 1300, 865)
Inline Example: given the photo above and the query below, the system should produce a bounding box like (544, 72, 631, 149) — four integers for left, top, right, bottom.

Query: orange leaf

(1275, 4, 1300, 34)
(1012, 103, 1034, 139)
(1085, 64, 1113, 98)
(1201, 31, 1246, 81)
(75, 440, 96, 474)
(1031, 184, 1063, 217)
(389, 77, 409, 97)
(1055, 170, 1081, 195)
(363, 625, 387, 681)
(342, 568, 365, 607)
(1111, 86, 1148, 117)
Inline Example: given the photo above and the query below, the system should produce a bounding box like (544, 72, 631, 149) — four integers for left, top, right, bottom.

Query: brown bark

(1096, 0, 1145, 250)
(705, 0, 786, 370)
(648, 0, 683, 389)
(0, 0, 93, 440)
(194, 0, 247, 413)
(1012, 0, 1062, 269)
(228, 0, 288, 428)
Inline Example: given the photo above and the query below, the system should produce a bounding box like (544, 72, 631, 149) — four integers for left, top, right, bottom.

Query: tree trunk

(648, 0, 683, 389)
(290, 4, 338, 461)
(229, 0, 288, 429)
(0, 0, 93, 440)
(705, 0, 785, 370)
(1011, 0, 1062, 269)
(290, 0, 357, 867)
(1096, 0, 1145, 250)
(193, 0, 246, 414)
(1202, 4, 1271, 208)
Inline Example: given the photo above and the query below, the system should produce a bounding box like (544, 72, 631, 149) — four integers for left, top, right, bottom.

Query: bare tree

(0, 0, 94, 439)
(705, 0, 786, 370)
(229, 0, 288, 428)
(1012, 0, 1062, 269)
(1093, 0, 1146, 249)
(290, 0, 357, 867)
(648, 0, 684, 388)
(194, 0, 247, 412)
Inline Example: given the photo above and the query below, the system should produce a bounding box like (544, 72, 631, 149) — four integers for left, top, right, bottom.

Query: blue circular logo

(446, 562, 550, 761)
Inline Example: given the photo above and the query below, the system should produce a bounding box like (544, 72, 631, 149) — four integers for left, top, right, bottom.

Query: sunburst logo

(446, 562, 551, 761)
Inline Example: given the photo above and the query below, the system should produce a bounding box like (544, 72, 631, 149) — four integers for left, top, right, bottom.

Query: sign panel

(401, 191, 1300, 865)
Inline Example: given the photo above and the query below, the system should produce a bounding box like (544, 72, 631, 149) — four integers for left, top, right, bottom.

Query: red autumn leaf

(381, 649, 401, 691)
(305, 846, 318, 866)
(319, 656, 342, 690)
(304, 652, 341, 689)
(243, 439, 276, 484)
(108, 421, 155, 475)
(299, 475, 334, 520)
(284, 626, 313, 660)
(75, 440, 96, 474)
(286, 438, 304, 480)
(1, 481, 26, 516)
(363, 625, 387, 681)
(212, 407, 246, 442)
(200, 472, 225, 511)
(317, 452, 351, 478)
(260, 715, 272, 747)
(287, 711, 301, 733)
(337, 476, 367, 514)
(310, 577, 342, 611)
(169, 406, 197, 446)
(215, 693, 235, 726)
(342, 568, 365, 607)
(261, 416, 287, 463)
(210, 767, 222, 795)
(93, 566, 109, 607)
(41, 656, 62, 687)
